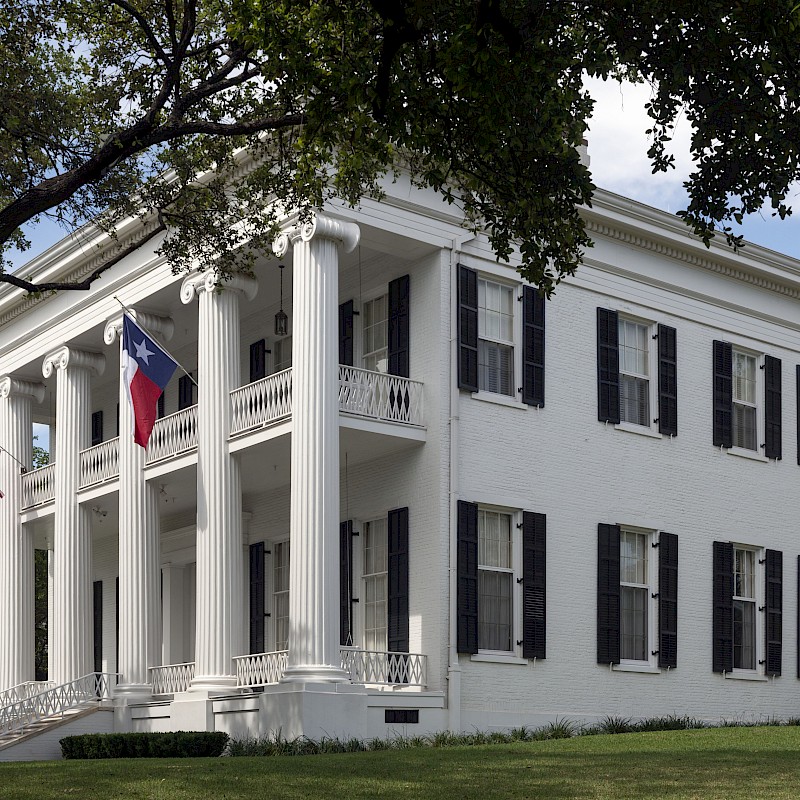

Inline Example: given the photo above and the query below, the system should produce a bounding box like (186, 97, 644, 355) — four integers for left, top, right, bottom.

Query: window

(732, 350, 757, 450)
(620, 529, 651, 662)
(478, 279, 515, 396)
(273, 541, 290, 651)
(362, 518, 388, 652)
(733, 547, 756, 670)
(273, 336, 292, 373)
(478, 509, 514, 652)
(618, 318, 651, 427)
(362, 295, 389, 373)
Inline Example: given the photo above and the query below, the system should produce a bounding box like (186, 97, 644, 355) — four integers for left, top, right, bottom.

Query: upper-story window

(362, 295, 388, 373)
(618, 318, 652, 427)
(478, 279, 515, 396)
(732, 350, 757, 450)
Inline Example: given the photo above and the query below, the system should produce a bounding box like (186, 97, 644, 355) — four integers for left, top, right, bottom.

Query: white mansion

(2, 158, 800, 758)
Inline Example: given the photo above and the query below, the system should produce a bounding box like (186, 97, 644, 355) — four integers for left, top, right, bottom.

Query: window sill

(727, 447, 769, 463)
(470, 391, 529, 411)
(470, 653, 528, 666)
(612, 663, 661, 674)
(724, 671, 769, 682)
(613, 422, 663, 440)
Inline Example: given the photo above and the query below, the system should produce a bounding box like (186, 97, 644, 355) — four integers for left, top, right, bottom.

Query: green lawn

(2, 726, 800, 800)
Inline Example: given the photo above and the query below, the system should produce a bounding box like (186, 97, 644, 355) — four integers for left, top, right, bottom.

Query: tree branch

(110, 0, 171, 66)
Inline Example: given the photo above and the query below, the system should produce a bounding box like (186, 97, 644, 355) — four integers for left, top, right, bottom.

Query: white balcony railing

(234, 651, 289, 688)
(230, 369, 292, 436)
(338, 366, 424, 426)
(79, 437, 120, 488)
(0, 681, 56, 708)
(340, 648, 427, 687)
(21, 462, 55, 509)
(149, 662, 196, 696)
(146, 405, 198, 464)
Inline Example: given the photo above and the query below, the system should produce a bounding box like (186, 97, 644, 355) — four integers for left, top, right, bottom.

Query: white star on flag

(134, 338, 155, 365)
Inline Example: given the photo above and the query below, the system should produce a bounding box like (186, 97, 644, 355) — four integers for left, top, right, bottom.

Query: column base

(189, 674, 239, 694)
(114, 683, 153, 702)
(280, 664, 350, 684)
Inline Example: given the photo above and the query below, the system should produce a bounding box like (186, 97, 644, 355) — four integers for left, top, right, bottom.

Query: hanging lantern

(274, 263, 288, 337)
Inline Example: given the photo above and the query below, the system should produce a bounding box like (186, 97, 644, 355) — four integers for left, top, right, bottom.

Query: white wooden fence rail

(21, 462, 55, 509)
(79, 438, 120, 488)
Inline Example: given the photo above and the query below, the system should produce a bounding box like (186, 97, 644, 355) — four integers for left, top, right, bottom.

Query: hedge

(60, 731, 229, 759)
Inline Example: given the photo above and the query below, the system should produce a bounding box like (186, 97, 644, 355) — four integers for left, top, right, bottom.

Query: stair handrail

(0, 681, 56, 708)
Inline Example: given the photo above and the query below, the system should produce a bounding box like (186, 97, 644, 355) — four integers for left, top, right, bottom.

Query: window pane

(734, 549, 754, 598)
(363, 295, 388, 373)
(621, 585, 648, 661)
(620, 530, 647, 585)
(733, 352, 756, 404)
(478, 341, 514, 396)
(733, 404, 757, 450)
(479, 511, 512, 569)
(478, 570, 512, 651)
(273, 541, 290, 651)
(620, 375, 650, 426)
(478, 279, 514, 344)
(733, 599, 756, 669)
(619, 319, 648, 377)
(363, 519, 388, 652)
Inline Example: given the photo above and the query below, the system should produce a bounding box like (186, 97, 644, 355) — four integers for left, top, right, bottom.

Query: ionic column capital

(180, 269, 258, 305)
(272, 212, 360, 258)
(42, 346, 105, 379)
(104, 310, 175, 345)
(0, 376, 45, 403)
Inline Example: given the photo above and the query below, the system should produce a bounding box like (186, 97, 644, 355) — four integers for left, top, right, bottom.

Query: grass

(4, 726, 800, 799)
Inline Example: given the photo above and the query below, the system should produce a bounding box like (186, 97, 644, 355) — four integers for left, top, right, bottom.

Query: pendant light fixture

(274, 263, 288, 337)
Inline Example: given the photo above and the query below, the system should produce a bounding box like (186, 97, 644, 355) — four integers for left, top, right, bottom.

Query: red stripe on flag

(129, 370, 164, 447)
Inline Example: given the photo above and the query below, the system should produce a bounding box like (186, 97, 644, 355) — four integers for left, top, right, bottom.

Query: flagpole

(112, 296, 198, 387)
(0, 443, 27, 473)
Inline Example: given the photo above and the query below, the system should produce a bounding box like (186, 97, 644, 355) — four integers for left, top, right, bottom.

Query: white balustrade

(234, 651, 288, 687)
(146, 406, 198, 464)
(340, 648, 427, 687)
(21, 462, 55, 509)
(79, 438, 120, 488)
(0, 673, 116, 737)
(230, 369, 292, 436)
(0, 681, 55, 707)
(149, 662, 196, 695)
(338, 366, 424, 426)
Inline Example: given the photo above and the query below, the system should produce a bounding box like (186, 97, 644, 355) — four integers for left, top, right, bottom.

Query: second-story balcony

(21, 367, 424, 510)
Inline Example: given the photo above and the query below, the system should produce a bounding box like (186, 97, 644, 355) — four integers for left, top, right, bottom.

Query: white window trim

(731, 543, 764, 676)
(618, 525, 658, 669)
(355, 285, 389, 372)
(616, 313, 659, 434)
(730, 345, 763, 455)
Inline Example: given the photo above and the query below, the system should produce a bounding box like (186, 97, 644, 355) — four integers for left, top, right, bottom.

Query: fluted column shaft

(279, 214, 359, 682)
(181, 271, 256, 690)
(105, 313, 172, 696)
(0, 377, 44, 689)
(43, 347, 104, 684)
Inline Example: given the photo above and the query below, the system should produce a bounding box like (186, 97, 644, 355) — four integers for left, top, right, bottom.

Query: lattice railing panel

(149, 662, 195, 695)
(234, 651, 288, 687)
(338, 366, 424, 426)
(21, 463, 55, 509)
(0, 681, 55, 708)
(146, 406, 198, 463)
(340, 648, 427, 686)
(79, 438, 120, 488)
(230, 370, 292, 435)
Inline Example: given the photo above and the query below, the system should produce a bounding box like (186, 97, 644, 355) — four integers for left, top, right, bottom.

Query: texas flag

(122, 313, 179, 448)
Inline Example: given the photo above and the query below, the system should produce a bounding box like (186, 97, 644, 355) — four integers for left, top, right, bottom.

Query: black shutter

(250, 339, 267, 383)
(339, 300, 354, 366)
(796, 368, 800, 465)
(712, 541, 734, 673)
(387, 507, 409, 653)
(657, 325, 678, 436)
(597, 523, 620, 664)
(658, 531, 678, 669)
(116, 403, 120, 437)
(522, 511, 546, 659)
(522, 287, 545, 407)
(713, 341, 733, 448)
(249, 542, 265, 653)
(765, 549, 782, 676)
(157, 393, 165, 419)
(597, 309, 620, 423)
(457, 500, 479, 654)
(388, 275, 410, 378)
(764, 355, 782, 459)
(93, 580, 103, 673)
(178, 374, 194, 410)
(340, 521, 353, 646)
(457, 265, 479, 392)
(91, 411, 103, 447)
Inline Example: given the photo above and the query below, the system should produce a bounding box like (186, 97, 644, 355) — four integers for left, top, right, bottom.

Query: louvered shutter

(339, 300, 354, 366)
(93, 580, 103, 673)
(597, 309, 620, 423)
(765, 549, 782, 676)
(157, 393, 165, 419)
(340, 521, 353, 646)
(522, 511, 546, 659)
(522, 286, 545, 407)
(457, 265, 479, 392)
(712, 541, 734, 673)
(764, 355, 782, 459)
(91, 411, 103, 447)
(388, 275, 410, 378)
(597, 523, 621, 664)
(658, 531, 678, 669)
(249, 542, 265, 653)
(457, 500, 479, 654)
(713, 341, 733, 448)
(387, 508, 409, 653)
(657, 325, 678, 436)
(250, 339, 267, 383)
(178, 374, 194, 410)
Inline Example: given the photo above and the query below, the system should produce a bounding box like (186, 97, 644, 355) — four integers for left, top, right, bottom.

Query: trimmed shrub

(60, 731, 229, 759)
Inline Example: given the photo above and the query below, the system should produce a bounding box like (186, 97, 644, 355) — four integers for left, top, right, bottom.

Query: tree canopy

(2, 0, 800, 296)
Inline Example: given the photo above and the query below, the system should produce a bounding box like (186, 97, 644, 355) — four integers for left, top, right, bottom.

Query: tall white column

(181, 270, 257, 691)
(275, 213, 359, 683)
(104, 312, 173, 697)
(0, 377, 45, 689)
(43, 347, 105, 684)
